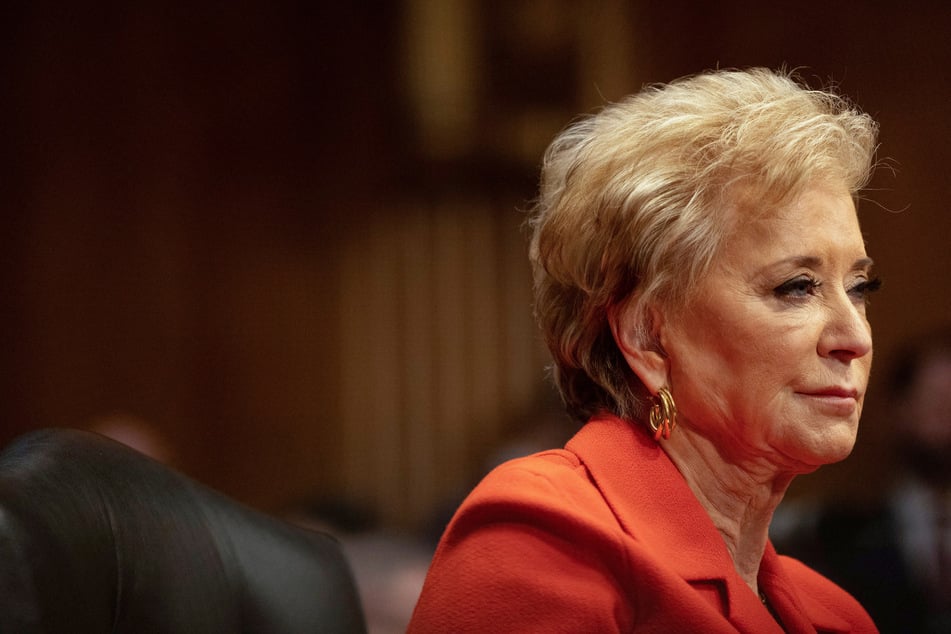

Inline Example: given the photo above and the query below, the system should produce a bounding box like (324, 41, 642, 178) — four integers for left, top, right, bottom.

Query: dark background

(2, 0, 949, 530)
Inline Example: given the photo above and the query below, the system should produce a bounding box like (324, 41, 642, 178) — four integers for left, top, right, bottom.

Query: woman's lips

(808, 386, 859, 399)
(797, 387, 860, 415)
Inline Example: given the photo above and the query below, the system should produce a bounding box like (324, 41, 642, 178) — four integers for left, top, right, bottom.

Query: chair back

(0, 428, 367, 633)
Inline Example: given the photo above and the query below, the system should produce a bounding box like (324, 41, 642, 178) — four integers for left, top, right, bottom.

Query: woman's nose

(818, 290, 873, 363)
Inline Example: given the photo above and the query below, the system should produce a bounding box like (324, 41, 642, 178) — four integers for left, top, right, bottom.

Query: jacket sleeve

(407, 454, 635, 633)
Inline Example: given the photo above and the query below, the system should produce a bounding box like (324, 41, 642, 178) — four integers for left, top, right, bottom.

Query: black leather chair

(0, 428, 367, 633)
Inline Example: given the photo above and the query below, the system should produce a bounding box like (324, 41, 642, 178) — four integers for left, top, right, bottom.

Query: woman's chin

(782, 422, 859, 470)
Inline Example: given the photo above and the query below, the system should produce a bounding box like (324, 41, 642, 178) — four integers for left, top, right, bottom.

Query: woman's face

(661, 184, 876, 472)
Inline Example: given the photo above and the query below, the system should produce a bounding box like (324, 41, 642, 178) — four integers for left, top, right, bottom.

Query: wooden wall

(3, 0, 950, 528)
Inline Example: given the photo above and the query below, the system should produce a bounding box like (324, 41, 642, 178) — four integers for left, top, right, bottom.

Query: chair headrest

(0, 428, 366, 633)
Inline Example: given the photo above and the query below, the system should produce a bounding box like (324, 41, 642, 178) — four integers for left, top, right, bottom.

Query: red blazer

(409, 414, 877, 633)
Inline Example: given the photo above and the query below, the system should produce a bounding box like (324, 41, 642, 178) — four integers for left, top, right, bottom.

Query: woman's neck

(661, 427, 795, 594)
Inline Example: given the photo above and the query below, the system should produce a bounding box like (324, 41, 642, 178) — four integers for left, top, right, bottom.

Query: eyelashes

(849, 276, 882, 300)
(773, 276, 821, 299)
(773, 275, 882, 302)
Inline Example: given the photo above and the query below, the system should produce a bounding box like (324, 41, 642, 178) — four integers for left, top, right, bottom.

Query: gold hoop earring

(648, 387, 677, 441)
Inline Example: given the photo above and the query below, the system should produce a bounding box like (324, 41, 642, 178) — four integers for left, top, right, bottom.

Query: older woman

(408, 68, 881, 632)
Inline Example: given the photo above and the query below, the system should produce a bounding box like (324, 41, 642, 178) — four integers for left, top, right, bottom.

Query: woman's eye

(848, 276, 883, 301)
(774, 276, 820, 298)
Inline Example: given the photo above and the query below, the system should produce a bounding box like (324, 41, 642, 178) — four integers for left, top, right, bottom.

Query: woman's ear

(608, 301, 669, 394)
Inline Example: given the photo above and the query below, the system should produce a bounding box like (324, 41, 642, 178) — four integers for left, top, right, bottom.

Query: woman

(409, 68, 881, 632)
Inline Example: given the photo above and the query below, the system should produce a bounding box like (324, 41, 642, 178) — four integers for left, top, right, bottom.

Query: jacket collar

(566, 414, 852, 633)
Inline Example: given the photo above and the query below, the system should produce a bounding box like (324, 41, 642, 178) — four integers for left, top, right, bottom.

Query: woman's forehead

(718, 187, 864, 267)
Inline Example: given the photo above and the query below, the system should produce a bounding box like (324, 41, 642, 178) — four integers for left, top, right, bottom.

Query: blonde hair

(529, 67, 879, 423)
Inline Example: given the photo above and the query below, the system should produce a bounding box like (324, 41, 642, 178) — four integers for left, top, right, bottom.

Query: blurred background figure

(88, 412, 174, 465)
(776, 327, 951, 633)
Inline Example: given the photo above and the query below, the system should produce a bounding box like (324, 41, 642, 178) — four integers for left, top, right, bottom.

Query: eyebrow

(778, 256, 875, 270)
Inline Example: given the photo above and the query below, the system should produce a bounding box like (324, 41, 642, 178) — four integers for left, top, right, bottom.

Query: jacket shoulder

(409, 450, 637, 632)
(450, 450, 618, 529)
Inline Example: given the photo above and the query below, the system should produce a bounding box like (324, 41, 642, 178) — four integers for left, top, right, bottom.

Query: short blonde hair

(529, 67, 879, 423)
